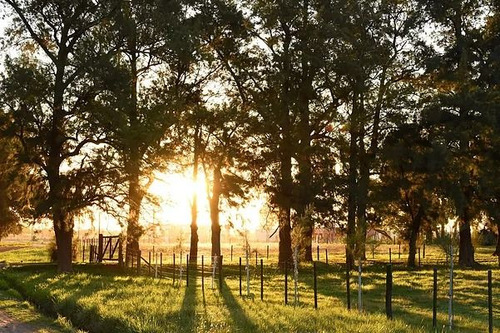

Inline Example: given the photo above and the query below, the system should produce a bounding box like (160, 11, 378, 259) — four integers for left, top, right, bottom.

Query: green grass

(0, 246, 50, 263)
(0, 278, 81, 332)
(0, 244, 498, 332)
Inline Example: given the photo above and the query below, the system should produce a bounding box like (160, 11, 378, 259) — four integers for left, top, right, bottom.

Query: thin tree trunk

(210, 167, 222, 258)
(346, 91, 359, 269)
(189, 126, 200, 263)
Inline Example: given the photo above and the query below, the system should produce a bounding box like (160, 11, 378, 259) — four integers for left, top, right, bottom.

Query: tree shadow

(220, 280, 257, 332)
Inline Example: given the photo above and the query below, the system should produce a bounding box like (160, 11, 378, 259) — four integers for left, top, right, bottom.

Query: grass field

(0, 243, 499, 332)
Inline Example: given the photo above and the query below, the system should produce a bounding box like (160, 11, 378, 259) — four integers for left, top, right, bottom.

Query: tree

(419, 0, 489, 266)
(0, 0, 119, 272)
(376, 124, 446, 267)
(91, 0, 204, 264)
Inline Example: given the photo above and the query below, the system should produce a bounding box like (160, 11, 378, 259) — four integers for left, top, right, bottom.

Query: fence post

(239, 257, 242, 296)
(231, 245, 233, 262)
(389, 248, 392, 264)
(219, 255, 223, 289)
(423, 243, 426, 258)
(488, 269, 493, 333)
(285, 261, 288, 305)
(98, 234, 104, 263)
(346, 262, 351, 310)
(449, 244, 454, 330)
(418, 248, 421, 267)
(255, 251, 258, 267)
(118, 240, 123, 267)
(137, 250, 141, 275)
(317, 245, 320, 261)
(186, 254, 189, 287)
(173, 253, 176, 285)
(260, 259, 264, 301)
(148, 252, 152, 275)
(160, 253, 163, 275)
(385, 264, 392, 320)
(267, 245, 269, 259)
(433, 267, 437, 330)
(325, 249, 328, 265)
(398, 243, 401, 259)
(358, 258, 362, 312)
(82, 243, 86, 263)
(313, 261, 318, 309)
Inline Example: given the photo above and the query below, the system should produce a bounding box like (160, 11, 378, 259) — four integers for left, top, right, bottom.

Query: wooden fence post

(219, 255, 223, 289)
(398, 243, 401, 259)
(82, 243, 86, 263)
(313, 262, 318, 309)
(118, 240, 123, 267)
(239, 257, 242, 296)
(389, 248, 392, 264)
(173, 253, 176, 285)
(231, 245, 233, 262)
(285, 261, 288, 305)
(260, 259, 264, 301)
(488, 270, 493, 333)
(317, 245, 320, 261)
(418, 248, 421, 267)
(385, 264, 392, 320)
(325, 249, 328, 265)
(137, 250, 141, 275)
(148, 252, 151, 275)
(346, 263, 351, 310)
(98, 234, 103, 263)
(433, 267, 437, 329)
(358, 258, 362, 312)
(202, 255, 205, 294)
(160, 253, 163, 275)
(186, 254, 189, 287)
(267, 245, 269, 259)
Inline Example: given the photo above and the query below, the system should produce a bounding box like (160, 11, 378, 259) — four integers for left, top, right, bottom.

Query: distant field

(0, 243, 499, 332)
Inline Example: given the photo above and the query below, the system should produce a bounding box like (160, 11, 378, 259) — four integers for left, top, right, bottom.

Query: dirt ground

(0, 310, 38, 333)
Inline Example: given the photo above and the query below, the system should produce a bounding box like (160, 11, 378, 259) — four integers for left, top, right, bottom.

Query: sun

(147, 171, 264, 232)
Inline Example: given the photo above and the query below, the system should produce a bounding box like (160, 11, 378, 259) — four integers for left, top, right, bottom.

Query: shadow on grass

(163, 269, 198, 333)
(220, 280, 257, 332)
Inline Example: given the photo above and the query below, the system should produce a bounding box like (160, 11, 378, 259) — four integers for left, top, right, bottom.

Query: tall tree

(92, 0, 203, 264)
(0, 0, 118, 272)
(420, 0, 489, 266)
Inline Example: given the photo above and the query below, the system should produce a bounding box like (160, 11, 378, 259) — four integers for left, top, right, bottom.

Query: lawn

(0, 244, 498, 332)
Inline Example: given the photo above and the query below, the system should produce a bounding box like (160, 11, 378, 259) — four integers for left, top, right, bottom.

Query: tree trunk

(125, 170, 143, 266)
(53, 209, 73, 272)
(278, 138, 293, 267)
(210, 167, 222, 258)
(296, 0, 314, 262)
(458, 207, 475, 267)
(189, 126, 200, 263)
(346, 91, 359, 268)
(407, 207, 424, 268)
(277, 21, 293, 269)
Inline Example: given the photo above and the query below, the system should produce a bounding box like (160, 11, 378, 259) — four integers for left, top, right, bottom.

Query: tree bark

(210, 167, 222, 258)
(189, 125, 200, 263)
(346, 91, 359, 268)
(125, 170, 143, 266)
(407, 207, 424, 268)
(458, 205, 475, 266)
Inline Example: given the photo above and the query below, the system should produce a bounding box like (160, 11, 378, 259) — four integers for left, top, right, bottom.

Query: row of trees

(1, 0, 500, 272)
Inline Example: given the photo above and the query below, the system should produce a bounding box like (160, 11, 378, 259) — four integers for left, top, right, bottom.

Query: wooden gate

(97, 234, 123, 265)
